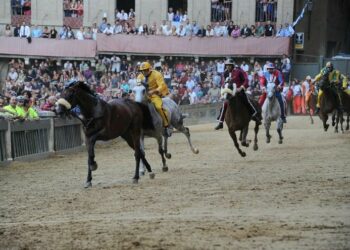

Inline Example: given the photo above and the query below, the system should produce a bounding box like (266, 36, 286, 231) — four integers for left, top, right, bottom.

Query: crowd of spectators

(0, 54, 295, 120)
(2, 3, 294, 40)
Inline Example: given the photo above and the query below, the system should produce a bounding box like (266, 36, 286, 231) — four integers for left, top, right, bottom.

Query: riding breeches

(217, 101, 228, 122)
(276, 92, 286, 119)
(150, 95, 169, 127)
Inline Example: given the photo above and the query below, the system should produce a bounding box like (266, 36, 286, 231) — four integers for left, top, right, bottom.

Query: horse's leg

(163, 135, 171, 159)
(177, 125, 199, 154)
(228, 127, 246, 157)
(323, 114, 329, 131)
(277, 118, 284, 144)
(253, 121, 259, 151)
(239, 130, 243, 141)
(139, 135, 145, 176)
(85, 135, 98, 188)
(264, 120, 272, 143)
(140, 154, 155, 179)
(157, 135, 168, 172)
(346, 114, 349, 130)
(339, 111, 344, 133)
(333, 111, 339, 133)
(241, 127, 250, 147)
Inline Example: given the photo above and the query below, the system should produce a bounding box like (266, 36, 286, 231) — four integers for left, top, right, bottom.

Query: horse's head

(266, 82, 276, 100)
(221, 83, 237, 99)
(132, 82, 147, 103)
(56, 80, 86, 116)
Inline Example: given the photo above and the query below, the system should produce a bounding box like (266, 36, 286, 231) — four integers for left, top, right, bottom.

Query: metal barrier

(10, 120, 50, 159)
(54, 118, 83, 152)
(211, 0, 232, 22)
(0, 120, 8, 162)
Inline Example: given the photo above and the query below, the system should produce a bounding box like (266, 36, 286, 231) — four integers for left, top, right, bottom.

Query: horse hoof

(149, 173, 155, 179)
(325, 124, 329, 131)
(241, 142, 249, 147)
(133, 178, 139, 184)
(253, 144, 258, 151)
(240, 152, 246, 157)
(84, 182, 92, 188)
(278, 140, 283, 144)
(334, 129, 338, 133)
(193, 148, 199, 154)
(165, 153, 172, 159)
(89, 162, 98, 171)
(162, 166, 169, 172)
(266, 139, 270, 143)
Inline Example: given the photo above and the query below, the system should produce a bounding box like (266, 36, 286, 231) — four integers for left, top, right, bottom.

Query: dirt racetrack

(0, 116, 349, 250)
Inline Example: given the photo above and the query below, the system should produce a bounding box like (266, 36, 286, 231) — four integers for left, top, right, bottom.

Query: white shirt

(76, 30, 84, 40)
(19, 25, 31, 37)
(241, 64, 249, 73)
(216, 62, 225, 73)
(103, 26, 114, 35)
(302, 80, 310, 92)
(293, 84, 302, 96)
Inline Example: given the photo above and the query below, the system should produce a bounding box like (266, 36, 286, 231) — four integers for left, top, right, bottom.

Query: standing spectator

(99, 17, 108, 33)
(240, 61, 249, 73)
(281, 54, 291, 84)
(19, 21, 31, 38)
(76, 26, 84, 40)
(83, 27, 93, 39)
(129, 8, 135, 20)
(11, 0, 20, 15)
(76, 0, 84, 16)
(302, 75, 312, 114)
(63, 0, 71, 17)
(110, 55, 121, 73)
(31, 25, 42, 38)
(292, 80, 302, 114)
(216, 60, 225, 76)
(231, 25, 241, 38)
(42, 26, 50, 38)
(167, 7, 174, 23)
(240, 24, 252, 37)
(255, 22, 265, 37)
(92, 23, 98, 40)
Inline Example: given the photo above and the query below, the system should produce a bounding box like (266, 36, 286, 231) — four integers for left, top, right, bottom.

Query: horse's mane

(77, 82, 97, 96)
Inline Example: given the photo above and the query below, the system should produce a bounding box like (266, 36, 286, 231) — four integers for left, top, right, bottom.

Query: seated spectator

(103, 23, 114, 36)
(240, 61, 249, 73)
(4, 24, 12, 37)
(123, 22, 133, 34)
(120, 9, 128, 21)
(213, 22, 223, 37)
(8, 68, 18, 82)
(99, 17, 108, 33)
(83, 27, 93, 39)
(41, 26, 50, 38)
(128, 8, 135, 21)
(191, 21, 199, 36)
(240, 24, 252, 37)
(49, 26, 57, 38)
(197, 25, 206, 37)
(76, 26, 84, 40)
(177, 24, 186, 37)
(59, 25, 68, 39)
(207, 83, 221, 103)
(264, 21, 275, 37)
(40, 96, 56, 111)
(19, 21, 31, 38)
(250, 25, 256, 36)
(13, 24, 20, 37)
(206, 25, 214, 37)
(276, 24, 283, 37)
(31, 25, 42, 38)
(231, 25, 240, 38)
(149, 22, 157, 35)
(66, 26, 75, 39)
(255, 22, 265, 37)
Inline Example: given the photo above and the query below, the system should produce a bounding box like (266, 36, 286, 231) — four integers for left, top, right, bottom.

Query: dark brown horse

(333, 91, 350, 132)
(221, 85, 261, 157)
(56, 81, 155, 187)
(318, 74, 341, 132)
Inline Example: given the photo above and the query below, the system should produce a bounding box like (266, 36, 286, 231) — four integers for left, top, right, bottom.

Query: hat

(306, 75, 311, 80)
(266, 63, 275, 69)
(224, 59, 234, 65)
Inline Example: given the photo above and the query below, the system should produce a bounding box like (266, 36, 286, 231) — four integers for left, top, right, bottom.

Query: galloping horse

(56, 81, 155, 187)
(132, 84, 199, 173)
(221, 85, 261, 157)
(262, 82, 284, 144)
(332, 91, 350, 132)
(317, 74, 342, 132)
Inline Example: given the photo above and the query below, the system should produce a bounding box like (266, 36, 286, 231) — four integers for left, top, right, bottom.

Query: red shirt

(231, 68, 249, 88)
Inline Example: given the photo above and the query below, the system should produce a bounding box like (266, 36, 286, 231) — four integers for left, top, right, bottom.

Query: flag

(292, 1, 309, 27)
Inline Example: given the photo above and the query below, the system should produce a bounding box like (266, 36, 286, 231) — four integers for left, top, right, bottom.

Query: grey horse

(262, 82, 284, 144)
(133, 84, 199, 174)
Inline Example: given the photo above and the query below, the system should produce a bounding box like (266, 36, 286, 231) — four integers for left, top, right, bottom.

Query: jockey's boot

(214, 122, 224, 130)
(282, 116, 287, 124)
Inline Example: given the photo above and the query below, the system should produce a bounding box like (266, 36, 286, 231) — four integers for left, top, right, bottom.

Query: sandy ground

(0, 116, 349, 250)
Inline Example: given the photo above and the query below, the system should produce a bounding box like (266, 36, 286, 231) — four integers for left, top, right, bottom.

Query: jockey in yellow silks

(137, 61, 170, 136)
(314, 61, 348, 113)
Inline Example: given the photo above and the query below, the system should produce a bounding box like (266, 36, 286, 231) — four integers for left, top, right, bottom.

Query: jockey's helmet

(266, 63, 275, 69)
(139, 61, 151, 71)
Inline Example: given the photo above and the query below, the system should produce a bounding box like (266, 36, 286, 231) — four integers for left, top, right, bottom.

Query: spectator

(41, 26, 50, 38)
(3, 96, 18, 117)
(8, 68, 18, 82)
(99, 17, 108, 33)
(76, 0, 84, 16)
(13, 24, 20, 37)
(213, 22, 223, 37)
(31, 25, 42, 38)
(4, 24, 12, 37)
(207, 83, 221, 103)
(83, 27, 93, 39)
(281, 54, 291, 83)
(63, 0, 71, 17)
(255, 22, 265, 37)
(264, 21, 275, 37)
(110, 55, 121, 73)
(167, 7, 174, 23)
(292, 79, 302, 114)
(177, 24, 186, 37)
(23, 97, 39, 120)
(231, 25, 240, 38)
(49, 26, 57, 38)
(11, 0, 20, 15)
(129, 8, 135, 20)
(250, 25, 256, 36)
(103, 23, 114, 36)
(92, 23, 98, 40)
(197, 25, 206, 37)
(206, 25, 214, 37)
(66, 26, 75, 39)
(120, 9, 128, 21)
(240, 24, 252, 37)
(40, 96, 56, 111)
(240, 61, 249, 73)
(191, 21, 199, 36)
(75, 26, 84, 40)
(19, 21, 31, 38)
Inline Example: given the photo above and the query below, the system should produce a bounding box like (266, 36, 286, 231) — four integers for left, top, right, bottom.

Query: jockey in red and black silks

(259, 63, 287, 123)
(214, 62, 260, 130)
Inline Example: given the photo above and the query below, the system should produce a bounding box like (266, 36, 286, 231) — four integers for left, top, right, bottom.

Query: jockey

(214, 61, 260, 130)
(138, 61, 171, 136)
(261, 63, 287, 123)
(313, 61, 348, 114)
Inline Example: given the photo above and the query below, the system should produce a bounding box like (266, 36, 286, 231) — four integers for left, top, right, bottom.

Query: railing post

(48, 118, 54, 152)
(5, 120, 12, 161)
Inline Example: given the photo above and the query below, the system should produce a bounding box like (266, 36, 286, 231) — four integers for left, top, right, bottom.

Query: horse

(221, 85, 261, 157)
(56, 81, 156, 187)
(332, 91, 350, 132)
(262, 82, 284, 144)
(132, 84, 199, 174)
(317, 75, 342, 132)
(306, 88, 317, 124)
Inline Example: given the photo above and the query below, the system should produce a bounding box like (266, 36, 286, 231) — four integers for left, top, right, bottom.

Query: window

(63, 0, 84, 29)
(168, 0, 188, 22)
(255, 0, 278, 23)
(211, 0, 232, 22)
(11, 0, 31, 26)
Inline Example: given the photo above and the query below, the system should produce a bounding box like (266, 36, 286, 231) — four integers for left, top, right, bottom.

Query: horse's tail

(136, 102, 155, 130)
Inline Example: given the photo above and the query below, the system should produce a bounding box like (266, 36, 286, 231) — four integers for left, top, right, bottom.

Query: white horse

(262, 82, 284, 144)
(133, 84, 199, 175)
